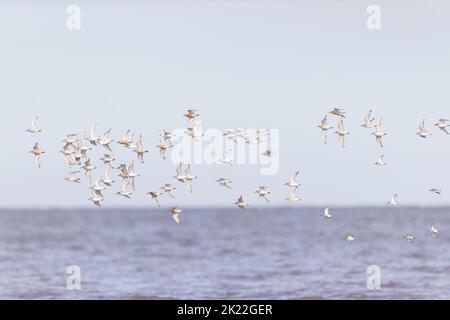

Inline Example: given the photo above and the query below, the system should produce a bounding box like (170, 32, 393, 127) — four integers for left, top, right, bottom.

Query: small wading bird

(184, 164, 197, 193)
(286, 190, 300, 203)
(234, 196, 247, 210)
(117, 129, 133, 147)
(317, 115, 333, 144)
(255, 186, 270, 202)
(160, 184, 176, 198)
(374, 154, 387, 166)
(82, 158, 96, 183)
(428, 224, 438, 238)
(89, 190, 104, 208)
(220, 149, 233, 165)
(116, 181, 132, 199)
(89, 124, 99, 146)
(285, 171, 300, 190)
(217, 178, 232, 189)
(147, 191, 162, 207)
(345, 234, 356, 241)
(434, 119, 450, 135)
(173, 163, 186, 183)
(417, 118, 432, 139)
(64, 171, 80, 183)
(30, 142, 45, 168)
(329, 108, 345, 118)
(99, 128, 114, 151)
(170, 207, 183, 224)
(322, 207, 332, 219)
(26, 116, 42, 133)
(335, 118, 350, 148)
(134, 134, 149, 164)
(430, 188, 442, 195)
(372, 118, 387, 147)
(100, 165, 115, 186)
(361, 110, 375, 129)
(184, 109, 200, 122)
(403, 235, 415, 243)
(387, 193, 399, 205)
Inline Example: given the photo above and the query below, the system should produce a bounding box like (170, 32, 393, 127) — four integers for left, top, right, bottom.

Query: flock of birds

(26, 108, 448, 242)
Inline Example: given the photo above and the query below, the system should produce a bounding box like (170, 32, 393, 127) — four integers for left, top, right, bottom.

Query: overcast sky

(1, 0, 450, 208)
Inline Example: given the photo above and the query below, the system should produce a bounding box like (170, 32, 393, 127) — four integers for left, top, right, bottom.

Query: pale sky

(1, 0, 450, 208)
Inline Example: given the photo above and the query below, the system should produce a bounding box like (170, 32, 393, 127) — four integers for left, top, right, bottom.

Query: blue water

(0, 207, 449, 299)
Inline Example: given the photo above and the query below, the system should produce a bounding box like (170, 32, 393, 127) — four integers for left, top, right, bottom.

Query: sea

(0, 207, 449, 300)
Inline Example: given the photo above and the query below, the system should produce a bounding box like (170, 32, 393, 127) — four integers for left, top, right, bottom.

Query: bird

(345, 234, 356, 241)
(220, 149, 233, 165)
(184, 109, 200, 122)
(116, 181, 132, 199)
(387, 193, 398, 205)
(90, 178, 105, 196)
(126, 162, 140, 191)
(89, 124, 99, 145)
(374, 154, 387, 166)
(430, 188, 442, 195)
(100, 154, 115, 165)
(361, 110, 375, 129)
(322, 207, 332, 219)
(317, 115, 333, 144)
(147, 191, 162, 207)
(286, 191, 300, 203)
(434, 119, 450, 135)
(329, 108, 345, 118)
(428, 224, 438, 238)
(98, 129, 114, 151)
(64, 171, 80, 183)
(173, 163, 186, 183)
(186, 121, 203, 141)
(117, 129, 134, 147)
(335, 118, 350, 148)
(100, 165, 115, 187)
(417, 118, 432, 139)
(184, 164, 197, 193)
(81, 158, 96, 182)
(285, 171, 300, 190)
(26, 116, 42, 133)
(170, 207, 183, 224)
(62, 133, 78, 145)
(403, 235, 415, 243)
(255, 186, 270, 202)
(155, 132, 173, 160)
(371, 118, 387, 147)
(160, 184, 176, 198)
(134, 134, 149, 163)
(88, 190, 104, 208)
(261, 149, 274, 157)
(217, 178, 232, 189)
(234, 196, 247, 210)
(223, 129, 245, 143)
(30, 143, 45, 168)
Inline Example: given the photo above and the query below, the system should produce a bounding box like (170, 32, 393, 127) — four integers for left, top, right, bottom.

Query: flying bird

(417, 119, 432, 139)
(184, 109, 200, 122)
(387, 193, 398, 205)
(148, 191, 162, 207)
(217, 178, 232, 189)
(361, 110, 375, 129)
(434, 119, 450, 135)
(322, 207, 332, 219)
(428, 224, 438, 238)
(374, 154, 387, 166)
(285, 171, 300, 190)
(64, 171, 81, 183)
(317, 115, 333, 144)
(403, 235, 415, 243)
(234, 196, 247, 210)
(255, 186, 270, 202)
(170, 207, 183, 224)
(329, 108, 346, 118)
(26, 116, 42, 133)
(371, 118, 387, 147)
(430, 188, 442, 195)
(160, 184, 176, 198)
(335, 118, 350, 148)
(30, 143, 45, 168)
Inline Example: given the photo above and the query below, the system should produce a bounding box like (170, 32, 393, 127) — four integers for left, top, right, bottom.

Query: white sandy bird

(82, 158, 96, 182)
(89, 124, 99, 145)
(223, 129, 246, 144)
(99, 128, 114, 151)
(155, 133, 173, 160)
(285, 171, 300, 190)
(234, 196, 247, 210)
(329, 108, 346, 118)
(134, 134, 149, 164)
(403, 235, 415, 243)
(170, 207, 183, 224)
(147, 191, 162, 207)
(30, 143, 45, 168)
(417, 118, 432, 139)
(430, 188, 442, 195)
(428, 224, 438, 238)
(126, 162, 140, 191)
(186, 121, 203, 141)
(387, 193, 399, 205)
(335, 118, 350, 148)
(100, 154, 115, 165)
(62, 133, 78, 145)
(26, 116, 42, 133)
(361, 110, 376, 129)
(64, 154, 81, 166)
(434, 119, 450, 135)
(100, 165, 115, 186)
(345, 234, 356, 241)
(160, 184, 176, 198)
(217, 178, 232, 189)
(220, 149, 233, 165)
(116, 181, 132, 199)
(89, 190, 104, 208)
(374, 154, 387, 166)
(255, 186, 270, 202)
(64, 171, 81, 183)
(173, 163, 186, 183)
(184, 164, 197, 193)
(317, 115, 333, 144)
(184, 109, 200, 122)
(261, 149, 275, 157)
(90, 178, 106, 196)
(371, 118, 387, 147)
(322, 207, 332, 219)
(286, 190, 300, 203)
